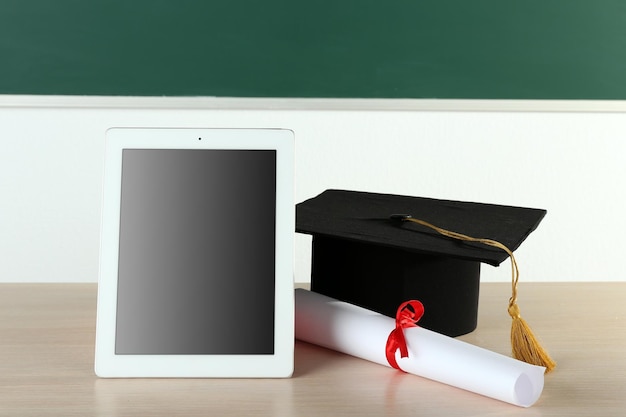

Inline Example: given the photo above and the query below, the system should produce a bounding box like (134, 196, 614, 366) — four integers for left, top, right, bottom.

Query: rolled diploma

(295, 289, 545, 407)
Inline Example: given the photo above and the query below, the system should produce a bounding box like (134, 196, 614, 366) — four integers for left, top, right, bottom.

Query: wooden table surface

(1, 282, 625, 416)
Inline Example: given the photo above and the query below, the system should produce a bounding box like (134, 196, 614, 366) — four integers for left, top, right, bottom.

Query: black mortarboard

(296, 189, 547, 337)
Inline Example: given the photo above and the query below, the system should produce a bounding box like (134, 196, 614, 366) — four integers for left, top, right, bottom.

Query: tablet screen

(115, 149, 276, 355)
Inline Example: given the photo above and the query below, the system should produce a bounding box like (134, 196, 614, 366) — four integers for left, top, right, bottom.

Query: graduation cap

(296, 189, 546, 339)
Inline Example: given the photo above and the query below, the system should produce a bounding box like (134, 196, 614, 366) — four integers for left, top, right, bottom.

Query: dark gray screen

(115, 149, 276, 355)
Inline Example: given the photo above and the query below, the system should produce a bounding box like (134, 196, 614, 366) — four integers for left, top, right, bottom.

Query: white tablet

(95, 128, 294, 378)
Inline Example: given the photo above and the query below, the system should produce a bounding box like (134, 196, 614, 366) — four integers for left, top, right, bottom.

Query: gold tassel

(506, 254, 557, 373)
(509, 303, 557, 372)
(402, 216, 556, 373)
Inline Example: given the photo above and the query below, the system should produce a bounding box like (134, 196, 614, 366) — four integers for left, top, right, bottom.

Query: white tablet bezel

(95, 128, 294, 378)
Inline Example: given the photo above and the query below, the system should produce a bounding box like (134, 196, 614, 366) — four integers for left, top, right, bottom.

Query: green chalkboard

(2, 0, 626, 99)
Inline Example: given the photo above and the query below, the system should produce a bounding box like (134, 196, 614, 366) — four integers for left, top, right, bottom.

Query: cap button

(389, 214, 412, 221)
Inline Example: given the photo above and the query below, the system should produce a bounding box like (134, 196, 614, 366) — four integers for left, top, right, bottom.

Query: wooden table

(1, 282, 625, 416)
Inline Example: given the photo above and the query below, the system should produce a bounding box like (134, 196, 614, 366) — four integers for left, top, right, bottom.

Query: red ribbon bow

(385, 300, 424, 371)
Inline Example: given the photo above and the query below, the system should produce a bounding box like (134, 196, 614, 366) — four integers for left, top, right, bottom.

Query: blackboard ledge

(2, 95, 626, 113)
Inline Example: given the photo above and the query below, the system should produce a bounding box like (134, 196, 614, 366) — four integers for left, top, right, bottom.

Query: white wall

(1, 96, 625, 283)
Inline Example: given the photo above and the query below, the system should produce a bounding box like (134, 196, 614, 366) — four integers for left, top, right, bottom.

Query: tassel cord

(401, 217, 556, 373)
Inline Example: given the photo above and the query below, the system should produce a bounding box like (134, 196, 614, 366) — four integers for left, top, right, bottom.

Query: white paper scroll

(294, 289, 545, 407)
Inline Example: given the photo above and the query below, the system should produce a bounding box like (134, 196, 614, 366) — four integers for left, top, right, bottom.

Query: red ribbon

(385, 300, 424, 371)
